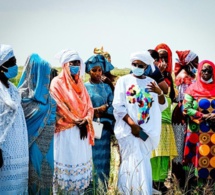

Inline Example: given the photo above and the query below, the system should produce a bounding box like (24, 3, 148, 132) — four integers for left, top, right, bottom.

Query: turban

(130, 51, 155, 72)
(0, 44, 14, 66)
(85, 54, 114, 73)
(55, 49, 85, 77)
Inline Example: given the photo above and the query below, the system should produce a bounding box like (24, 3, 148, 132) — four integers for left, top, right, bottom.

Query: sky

(1, 0, 215, 69)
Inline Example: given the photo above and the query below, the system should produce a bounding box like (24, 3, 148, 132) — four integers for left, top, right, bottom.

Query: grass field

(10, 66, 131, 86)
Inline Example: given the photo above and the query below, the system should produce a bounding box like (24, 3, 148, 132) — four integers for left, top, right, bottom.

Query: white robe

(0, 82, 29, 194)
(113, 74, 167, 195)
(53, 126, 92, 194)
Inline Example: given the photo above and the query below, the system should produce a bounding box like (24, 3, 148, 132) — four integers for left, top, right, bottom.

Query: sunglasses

(69, 60, 80, 66)
(131, 63, 147, 69)
(201, 69, 212, 74)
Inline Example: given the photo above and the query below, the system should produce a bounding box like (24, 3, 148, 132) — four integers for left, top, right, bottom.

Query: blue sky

(1, 0, 215, 69)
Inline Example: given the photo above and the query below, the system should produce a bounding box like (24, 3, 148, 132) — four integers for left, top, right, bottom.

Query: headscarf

(185, 60, 215, 97)
(130, 51, 155, 72)
(50, 50, 94, 145)
(0, 45, 17, 145)
(55, 49, 86, 77)
(174, 50, 198, 77)
(0, 44, 14, 66)
(155, 43, 172, 74)
(18, 53, 56, 146)
(93, 47, 114, 72)
(85, 54, 114, 73)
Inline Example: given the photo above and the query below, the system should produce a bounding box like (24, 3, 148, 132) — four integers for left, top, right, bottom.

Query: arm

(183, 94, 203, 124)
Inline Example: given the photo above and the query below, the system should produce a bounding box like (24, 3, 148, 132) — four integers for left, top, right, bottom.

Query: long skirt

(117, 134, 152, 195)
(151, 123, 178, 181)
(53, 126, 92, 194)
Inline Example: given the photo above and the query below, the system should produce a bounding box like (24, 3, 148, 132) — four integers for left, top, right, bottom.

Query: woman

(18, 54, 57, 194)
(150, 43, 177, 189)
(0, 44, 29, 194)
(183, 60, 215, 182)
(50, 49, 94, 194)
(113, 51, 167, 194)
(171, 50, 198, 185)
(85, 55, 115, 187)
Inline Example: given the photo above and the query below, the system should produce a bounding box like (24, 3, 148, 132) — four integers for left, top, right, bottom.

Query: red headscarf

(174, 50, 190, 76)
(155, 43, 172, 74)
(185, 60, 215, 97)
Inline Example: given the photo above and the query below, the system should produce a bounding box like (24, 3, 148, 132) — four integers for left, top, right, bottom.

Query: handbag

(92, 119, 103, 139)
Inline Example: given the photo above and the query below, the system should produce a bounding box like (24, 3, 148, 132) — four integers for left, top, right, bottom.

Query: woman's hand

(147, 81, 163, 96)
(94, 104, 108, 118)
(204, 113, 215, 123)
(130, 123, 141, 137)
(158, 60, 167, 73)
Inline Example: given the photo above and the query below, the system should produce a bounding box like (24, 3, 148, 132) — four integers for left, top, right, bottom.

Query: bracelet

(158, 90, 164, 96)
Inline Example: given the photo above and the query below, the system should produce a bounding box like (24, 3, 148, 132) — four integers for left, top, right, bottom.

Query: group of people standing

(0, 42, 215, 195)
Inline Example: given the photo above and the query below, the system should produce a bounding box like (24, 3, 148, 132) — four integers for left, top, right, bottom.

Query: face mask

(201, 77, 213, 84)
(143, 66, 151, 76)
(4, 65, 18, 79)
(131, 66, 144, 76)
(70, 66, 80, 75)
(192, 68, 197, 74)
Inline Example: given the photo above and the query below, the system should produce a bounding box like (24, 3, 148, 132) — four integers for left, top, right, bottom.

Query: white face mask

(201, 77, 213, 84)
(131, 66, 145, 76)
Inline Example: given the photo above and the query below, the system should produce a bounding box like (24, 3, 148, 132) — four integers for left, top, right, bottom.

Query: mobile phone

(139, 129, 149, 141)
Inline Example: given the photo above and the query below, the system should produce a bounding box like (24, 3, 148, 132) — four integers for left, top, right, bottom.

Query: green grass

(10, 66, 131, 86)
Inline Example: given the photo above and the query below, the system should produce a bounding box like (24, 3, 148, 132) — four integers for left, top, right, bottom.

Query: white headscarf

(185, 51, 197, 65)
(0, 44, 14, 66)
(130, 51, 155, 72)
(55, 49, 86, 77)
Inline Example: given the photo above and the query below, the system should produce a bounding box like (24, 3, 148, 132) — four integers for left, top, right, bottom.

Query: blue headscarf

(85, 54, 114, 73)
(18, 53, 56, 146)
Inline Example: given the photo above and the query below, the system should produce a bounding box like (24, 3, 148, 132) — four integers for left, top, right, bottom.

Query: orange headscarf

(50, 63, 94, 145)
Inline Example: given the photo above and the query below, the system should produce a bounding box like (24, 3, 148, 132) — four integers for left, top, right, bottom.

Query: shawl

(174, 50, 197, 77)
(50, 50, 94, 145)
(185, 60, 215, 97)
(0, 45, 17, 145)
(18, 53, 56, 147)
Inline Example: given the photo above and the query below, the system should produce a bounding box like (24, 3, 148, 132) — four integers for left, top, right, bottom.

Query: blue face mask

(131, 66, 145, 76)
(4, 65, 18, 79)
(143, 65, 151, 76)
(70, 66, 80, 75)
(192, 68, 197, 74)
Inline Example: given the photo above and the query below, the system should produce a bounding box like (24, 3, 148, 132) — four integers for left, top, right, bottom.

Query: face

(201, 64, 213, 81)
(89, 66, 102, 82)
(158, 50, 168, 64)
(1, 57, 17, 72)
(131, 60, 148, 70)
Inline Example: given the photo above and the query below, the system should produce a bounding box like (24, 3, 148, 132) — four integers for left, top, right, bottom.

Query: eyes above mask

(3, 65, 18, 79)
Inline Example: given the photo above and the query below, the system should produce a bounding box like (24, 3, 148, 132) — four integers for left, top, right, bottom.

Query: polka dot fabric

(184, 97, 215, 179)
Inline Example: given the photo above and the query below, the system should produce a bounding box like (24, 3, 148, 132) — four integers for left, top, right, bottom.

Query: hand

(130, 123, 141, 137)
(158, 60, 167, 73)
(147, 82, 163, 96)
(74, 118, 88, 126)
(78, 123, 88, 140)
(205, 113, 215, 123)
